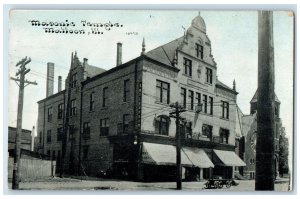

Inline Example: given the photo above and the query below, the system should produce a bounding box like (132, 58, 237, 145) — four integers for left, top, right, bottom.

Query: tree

(278, 127, 289, 177)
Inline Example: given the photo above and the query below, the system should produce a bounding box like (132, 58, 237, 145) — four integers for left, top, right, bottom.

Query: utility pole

(170, 102, 186, 190)
(255, 11, 275, 190)
(11, 57, 37, 189)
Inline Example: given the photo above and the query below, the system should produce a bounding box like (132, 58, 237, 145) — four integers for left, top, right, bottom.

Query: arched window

(154, 115, 170, 136)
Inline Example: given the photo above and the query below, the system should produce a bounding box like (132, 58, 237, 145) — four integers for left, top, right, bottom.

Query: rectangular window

(188, 90, 194, 110)
(57, 127, 63, 142)
(196, 43, 204, 59)
(71, 73, 77, 88)
(102, 87, 108, 107)
(83, 145, 89, 160)
(181, 88, 186, 108)
(222, 101, 230, 119)
(156, 80, 170, 104)
(206, 68, 213, 84)
(202, 124, 212, 141)
(203, 94, 207, 113)
(48, 107, 53, 122)
(123, 114, 130, 134)
(183, 57, 192, 76)
(47, 130, 51, 143)
(83, 122, 90, 140)
(47, 150, 50, 156)
(196, 92, 202, 112)
(220, 128, 230, 144)
(90, 92, 95, 111)
(100, 118, 109, 136)
(209, 96, 213, 115)
(123, 79, 130, 102)
(155, 116, 169, 136)
(58, 103, 64, 119)
(69, 125, 75, 141)
(70, 99, 76, 116)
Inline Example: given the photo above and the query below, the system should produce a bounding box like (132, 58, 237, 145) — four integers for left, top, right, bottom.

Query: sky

(8, 10, 293, 148)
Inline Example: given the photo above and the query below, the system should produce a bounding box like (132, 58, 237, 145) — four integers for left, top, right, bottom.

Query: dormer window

(183, 57, 192, 76)
(196, 43, 204, 59)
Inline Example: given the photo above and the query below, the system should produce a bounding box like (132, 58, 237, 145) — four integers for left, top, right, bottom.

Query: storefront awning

(142, 142, 214, 168)
(182, 147, 214, 168)
(213, 149, 246, 167)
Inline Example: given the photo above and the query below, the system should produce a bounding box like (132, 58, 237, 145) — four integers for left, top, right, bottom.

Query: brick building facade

(239, 90, 281, 179)
(36, 14, 245, 181)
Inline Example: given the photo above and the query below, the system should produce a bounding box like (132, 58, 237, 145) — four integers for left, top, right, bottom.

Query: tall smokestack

(46, 62, 54, 97)
(116, 42, 122, 66)
(58, 76, 62, 92)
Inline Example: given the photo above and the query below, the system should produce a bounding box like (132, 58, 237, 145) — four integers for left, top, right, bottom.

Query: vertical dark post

(255, 11, 275, 191)
(175, 102, 182, 190)
(12, 68, 25, 190)
(11, 57, 37, 189)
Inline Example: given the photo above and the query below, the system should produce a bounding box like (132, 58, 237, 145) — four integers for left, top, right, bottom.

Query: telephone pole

(255, 11, 275, 190)
(11, 57, 37, 189)
(170, 102, 186, 190)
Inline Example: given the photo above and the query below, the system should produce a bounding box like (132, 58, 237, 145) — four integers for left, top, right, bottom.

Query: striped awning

(213, 149, 246, 167)
(142, 142, 214, 168)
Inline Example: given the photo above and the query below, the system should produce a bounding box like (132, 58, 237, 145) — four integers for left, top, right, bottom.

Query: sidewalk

(6, 177, 291, 192)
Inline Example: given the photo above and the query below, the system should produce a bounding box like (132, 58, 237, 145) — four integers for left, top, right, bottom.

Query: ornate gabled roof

(145, 37, 184, 67)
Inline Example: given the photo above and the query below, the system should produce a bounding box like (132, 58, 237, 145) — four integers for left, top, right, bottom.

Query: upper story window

(58, 103, 64, 119)
(221, 101, 229, 119)
(47, 130, 51, 143)
(71, 73, 77, 88)
(155, 115, 170, 136)
(203, 94, 208, 113)
(196, 43, 204, 59)
(69, 125, 75, 141)
(102, 87, 108, 107)
(83, 122, 90, 140)
(220, 128, 230, 144)
(209, 96, 213, 115)
(90, 92, 95, 111)
(70, 99, 77, 116)
(183, 57, 192, 76)
(100, 118, 109, 136)
(123, 79, 130, 102)
(188, 90, 194, 111)
(205, 68, 213, 84)
(57, 127, 63, 142)
(156, 80, 170, 104)
(48, 107, 53, 122)
(181, 88, 187, 108)
(196, 92, 202, 112)
(123, 114, 130, 134)
(202, 124, 212, 141)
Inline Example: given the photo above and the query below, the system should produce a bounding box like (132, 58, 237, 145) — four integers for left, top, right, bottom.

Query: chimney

(83, 58, 88, 67)
(46, 62, 54, 97)
(58, 76, 62, 92)
(116, 42, 122, 66)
